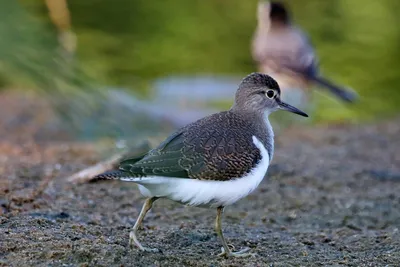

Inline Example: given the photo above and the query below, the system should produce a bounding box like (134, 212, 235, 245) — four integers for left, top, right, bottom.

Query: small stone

(302, 239, 315, 246)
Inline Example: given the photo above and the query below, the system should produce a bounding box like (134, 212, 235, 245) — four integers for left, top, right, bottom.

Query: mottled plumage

(118, 111, 269, 181)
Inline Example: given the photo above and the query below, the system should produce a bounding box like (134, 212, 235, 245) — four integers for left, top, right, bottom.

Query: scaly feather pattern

(115, 111, 272, 181)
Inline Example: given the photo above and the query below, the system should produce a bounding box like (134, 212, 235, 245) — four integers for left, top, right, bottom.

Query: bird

(252, 1, 357, 109)
(94, 73, 308, 257)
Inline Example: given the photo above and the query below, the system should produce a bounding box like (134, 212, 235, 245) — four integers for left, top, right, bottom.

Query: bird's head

(232, 73, 308, 118)
(257, 1, 291, 26)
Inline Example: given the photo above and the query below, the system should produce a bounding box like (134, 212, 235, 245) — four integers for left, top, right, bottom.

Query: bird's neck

(262, 113, 275, 162)
(230, 103, 271, 122)
(269, 21, 290, 31)
(229, 107, 274, 160)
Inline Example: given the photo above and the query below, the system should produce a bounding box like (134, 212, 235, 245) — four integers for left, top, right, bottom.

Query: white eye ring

(266, 90, 275, 99)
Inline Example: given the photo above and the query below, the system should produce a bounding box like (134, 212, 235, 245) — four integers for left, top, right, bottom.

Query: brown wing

(120, 112, 262, 181)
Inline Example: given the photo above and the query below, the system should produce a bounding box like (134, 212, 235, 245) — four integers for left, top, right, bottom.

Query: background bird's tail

(311, 76, 358, 103)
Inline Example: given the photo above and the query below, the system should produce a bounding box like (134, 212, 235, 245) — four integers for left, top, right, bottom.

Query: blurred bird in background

(252, 1, 358, 114)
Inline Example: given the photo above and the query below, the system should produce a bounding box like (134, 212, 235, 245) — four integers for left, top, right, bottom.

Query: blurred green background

(1, 0, 399, 131)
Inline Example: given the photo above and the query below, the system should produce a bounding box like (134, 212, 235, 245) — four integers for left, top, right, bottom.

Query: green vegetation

(1, 0, 399, 123)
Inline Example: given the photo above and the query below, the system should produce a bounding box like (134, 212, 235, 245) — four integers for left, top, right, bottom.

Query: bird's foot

(217, 246, 253, 258)
(129, 232, 161, 253)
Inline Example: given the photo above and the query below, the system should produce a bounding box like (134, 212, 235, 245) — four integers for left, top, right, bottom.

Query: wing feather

(119, 112, 263, 181)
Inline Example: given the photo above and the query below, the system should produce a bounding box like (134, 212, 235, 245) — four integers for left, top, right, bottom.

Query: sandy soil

(1, 92, 400, 266)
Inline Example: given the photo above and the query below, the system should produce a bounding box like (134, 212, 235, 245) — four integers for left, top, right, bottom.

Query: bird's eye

(266, 90, 275, 99)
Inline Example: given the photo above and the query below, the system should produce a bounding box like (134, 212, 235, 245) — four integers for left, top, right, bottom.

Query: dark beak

(276, 98, 309, 117)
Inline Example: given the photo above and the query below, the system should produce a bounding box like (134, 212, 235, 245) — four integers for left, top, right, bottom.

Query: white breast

(124, 136, 270, 208)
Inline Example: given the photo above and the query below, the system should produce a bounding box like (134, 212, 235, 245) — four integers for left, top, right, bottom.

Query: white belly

(123, 136, 270, 208)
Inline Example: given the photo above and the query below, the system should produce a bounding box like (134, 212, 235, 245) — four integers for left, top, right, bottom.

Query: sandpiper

(252, 1, 357, 107)
(95, 73, 308, 257)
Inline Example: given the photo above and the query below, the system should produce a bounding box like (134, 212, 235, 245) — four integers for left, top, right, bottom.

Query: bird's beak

(276, 98, 309, 117)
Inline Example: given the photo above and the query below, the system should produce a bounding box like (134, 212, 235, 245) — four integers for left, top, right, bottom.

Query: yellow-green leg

(129, 197, 160, 252)
(215, 207, 251, 257)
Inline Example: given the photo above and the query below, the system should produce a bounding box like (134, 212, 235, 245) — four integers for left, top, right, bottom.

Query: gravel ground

(1, 92, 400, 266)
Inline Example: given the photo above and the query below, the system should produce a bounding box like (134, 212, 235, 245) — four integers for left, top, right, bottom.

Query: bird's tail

(310, 76, 358, 103)
(93, 170, 140, 182)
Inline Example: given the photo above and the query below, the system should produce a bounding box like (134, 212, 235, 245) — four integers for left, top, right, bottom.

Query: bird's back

(123, 111, 272, 182)
(253, 26, 317, 90)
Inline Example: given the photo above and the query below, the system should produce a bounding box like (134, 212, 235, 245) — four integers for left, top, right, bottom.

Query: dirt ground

(1, 92, 400, 267)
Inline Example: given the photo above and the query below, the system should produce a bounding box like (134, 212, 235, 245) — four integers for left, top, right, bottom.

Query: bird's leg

(215, 207, 252, 258)
(129, 197, 160, 253)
